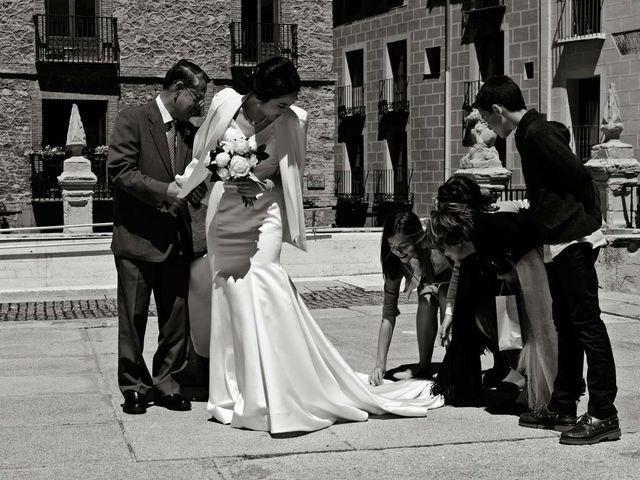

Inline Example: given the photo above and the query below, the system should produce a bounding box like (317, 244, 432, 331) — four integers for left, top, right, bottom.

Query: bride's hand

(234, 177, 263, 196)
(369, 366, 385, 386)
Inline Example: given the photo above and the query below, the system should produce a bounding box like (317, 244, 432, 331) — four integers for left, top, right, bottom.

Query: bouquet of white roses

(206, 137, 270, 207)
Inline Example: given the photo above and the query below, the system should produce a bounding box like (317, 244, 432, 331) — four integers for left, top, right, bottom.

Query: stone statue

(601, 83, 624, 142)
(66, 104, 87, 149)
(460, 109, 502, 169)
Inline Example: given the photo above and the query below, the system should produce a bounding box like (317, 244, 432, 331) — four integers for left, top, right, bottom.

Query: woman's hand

(234, 177, 263, 196)
(438, 313, 453, 348)
(497, 267, 518, 282)
(369, 365, 386, 386)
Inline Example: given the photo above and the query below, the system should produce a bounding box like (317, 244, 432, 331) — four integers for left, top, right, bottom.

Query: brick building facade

(0, 0, 334, 228)
(333, 0, 640, 219)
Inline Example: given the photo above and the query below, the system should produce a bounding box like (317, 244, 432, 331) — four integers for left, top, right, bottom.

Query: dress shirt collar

(155, 95, 174, 125)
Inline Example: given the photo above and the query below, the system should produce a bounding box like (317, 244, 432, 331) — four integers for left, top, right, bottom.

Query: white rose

(215, 151, 231, 168)
(228, 155, 252, 177)
(202, 151, 212, 167)
(233, 138, 251, 156)
(217, 167, 231, 181)
(248, 154, 258, 168)
(220, 141, 233, 154)
(248, 137, 258, 151)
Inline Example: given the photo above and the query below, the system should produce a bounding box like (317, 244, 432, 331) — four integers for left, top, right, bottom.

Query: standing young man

(473, 76, 620, 445)
(108, 60, 209, 414)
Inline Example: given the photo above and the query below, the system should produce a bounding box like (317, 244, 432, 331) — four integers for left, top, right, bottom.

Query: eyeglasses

(183, 88, 205, 107)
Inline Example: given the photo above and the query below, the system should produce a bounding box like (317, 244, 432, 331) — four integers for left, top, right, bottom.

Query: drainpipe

(444, 0, 452, 180)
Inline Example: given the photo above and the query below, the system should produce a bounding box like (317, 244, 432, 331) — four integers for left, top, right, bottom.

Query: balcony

(572, 124, 601, 163)
(337, 85, 366, 119)
(229, 22, 298, 67)
(461, 0, 505, 32)
(335, 169, 367, 198)
(33, 15, 119, 63)
(556, 0, 605, 43)
(378, 77, 409, 115)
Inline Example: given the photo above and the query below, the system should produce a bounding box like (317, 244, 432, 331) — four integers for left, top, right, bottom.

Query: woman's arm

(370, 316, 396, 386)
(440, 261, 460, 347)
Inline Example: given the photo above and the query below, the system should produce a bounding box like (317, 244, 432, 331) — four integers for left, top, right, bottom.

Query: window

(424, 46, 441, 79)
(47, 0, 98, 37)
(42, 99, 107, 149)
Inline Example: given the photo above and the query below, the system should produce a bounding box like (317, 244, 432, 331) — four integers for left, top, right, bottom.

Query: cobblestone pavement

(0, 287, 415, 322)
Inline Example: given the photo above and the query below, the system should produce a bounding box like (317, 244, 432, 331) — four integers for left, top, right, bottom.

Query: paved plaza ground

(1, 275, 639, 479)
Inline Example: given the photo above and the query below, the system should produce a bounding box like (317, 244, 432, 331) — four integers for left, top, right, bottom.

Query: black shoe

(560, 414, 621, 445)
(519, 406, 576, 431)
(154, 393, 191, 411)
(122, 390, 147, 415)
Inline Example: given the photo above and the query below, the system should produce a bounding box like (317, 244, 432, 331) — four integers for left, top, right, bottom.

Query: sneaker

(519, 405, 576, 431)
(560, 413, 621, 445)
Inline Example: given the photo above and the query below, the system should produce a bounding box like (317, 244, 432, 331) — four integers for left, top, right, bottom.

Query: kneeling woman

(430, 203, 556, 410)
(369, 211, 451, 386)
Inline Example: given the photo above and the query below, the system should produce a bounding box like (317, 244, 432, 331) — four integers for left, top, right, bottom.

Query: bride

(176, 56, 443, 433)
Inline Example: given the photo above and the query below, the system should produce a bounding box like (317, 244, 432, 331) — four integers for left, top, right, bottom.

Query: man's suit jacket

(108, 100, 196, 262)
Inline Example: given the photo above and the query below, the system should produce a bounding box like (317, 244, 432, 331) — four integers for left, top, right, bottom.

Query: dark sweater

(514, 109, 601, 244)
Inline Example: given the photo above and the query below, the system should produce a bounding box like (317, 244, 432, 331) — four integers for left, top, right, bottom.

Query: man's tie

(166, 120, 176, 174)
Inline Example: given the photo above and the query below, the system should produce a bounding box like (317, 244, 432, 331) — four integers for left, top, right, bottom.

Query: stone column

(57, 104, 97, 234)
(57, 146, 97, 234)
(584, 83, 640, 229)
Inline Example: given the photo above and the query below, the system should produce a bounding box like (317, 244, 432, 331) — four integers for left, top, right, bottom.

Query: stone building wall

(0, 0, 35, 70)
(333, 0, 542, 215)
(0, 79, 32, 212)
(549, 0, 640, 159)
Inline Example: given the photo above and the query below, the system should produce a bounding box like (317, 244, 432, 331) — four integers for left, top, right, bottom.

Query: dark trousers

(115, 253, 190, 397)
(545, 243, 617, 419)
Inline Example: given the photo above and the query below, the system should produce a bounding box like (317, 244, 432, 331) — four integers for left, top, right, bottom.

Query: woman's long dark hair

(436, 175, 495, 212)
(237, 56, 300, 100)
(380, 211, 431, 280)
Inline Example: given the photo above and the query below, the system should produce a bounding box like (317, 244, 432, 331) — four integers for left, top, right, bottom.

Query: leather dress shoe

(122, 390, 147, 415)
(519, 406, 576, 431)
(154, 393, 191, 411)
(560, 414, 621, 445)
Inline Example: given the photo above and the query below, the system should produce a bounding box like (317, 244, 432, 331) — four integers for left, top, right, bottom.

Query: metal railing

(497, 184, 528, 202)
(229, 22, 298, 66)
(572, 125, 601, 163)
(378, 77, 409, 115)
(462, 0, 505, 12)
(463, 80, 483, 113)
(336, 85, 366, 118)
(33, 15, 119, 63)
(621, 185, 639, 229)
(335, 169, 368, 198)
(30, 151, 113, 200)
(372, 168, 414, 203)
(556, 0, 603, 41)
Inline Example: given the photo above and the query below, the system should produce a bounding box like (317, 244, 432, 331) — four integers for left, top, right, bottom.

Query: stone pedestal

(57, 155, 98, 234)
(585, 140, 640, 229)
(454, 166, 512, 203)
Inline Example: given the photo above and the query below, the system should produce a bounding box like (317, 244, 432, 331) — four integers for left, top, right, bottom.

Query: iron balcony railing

(335, 169, 368, 198)
(461, 0, 505, 30)
(33, 15, 119, 63)
(620, 185, 639, 229)
(336, 85, 366, 119)
(378, 77, 409, 115)
(463, 80, 483, 113)
(556, 0, 604, 41)
(372, 168, 414, 203)
(497, 184, 528, 202)
(461, 0, 505, 12)
(229, 22, 298, 66)
(30, 150, 113, 200)
(572, 125, 601, 163)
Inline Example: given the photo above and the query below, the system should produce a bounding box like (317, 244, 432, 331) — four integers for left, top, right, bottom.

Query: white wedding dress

(189, 109, 443, 434)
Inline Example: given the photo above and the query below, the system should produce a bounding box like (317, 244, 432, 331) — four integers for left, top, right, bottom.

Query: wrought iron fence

(335, 169, 368, 198)
(229, 22, 298, 66)
(621, 185, 640, 229)
(461, 0, 505, 12)
(336, 84, 366, 118)
(497, 184, 528, 202)
(556, 0, 603, 40)
(33, 15, 119, 63)
(372, 168, 414, 203)
(30, 150, 113, 200)
(572, 125, 601, 163)
(378, 77, 409, 115)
